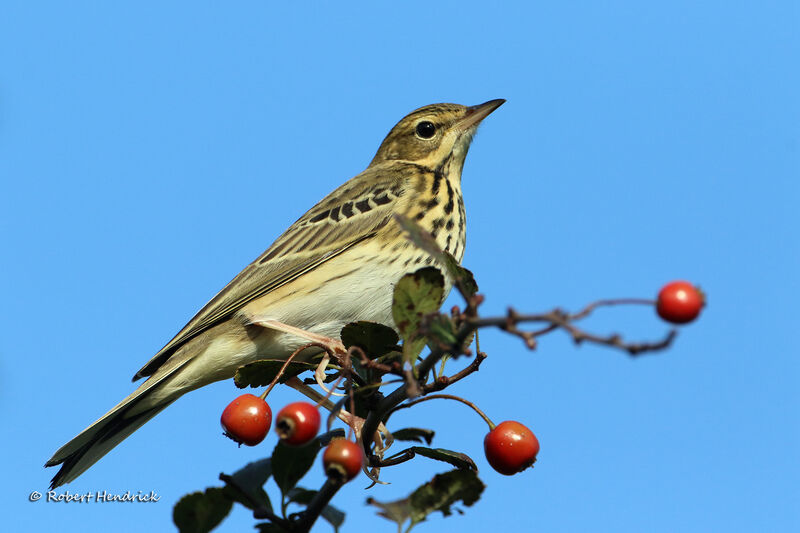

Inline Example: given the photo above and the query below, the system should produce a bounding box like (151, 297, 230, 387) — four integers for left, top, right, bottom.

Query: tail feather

(47, 401, 174, 489)
(46, 357, 193, 488)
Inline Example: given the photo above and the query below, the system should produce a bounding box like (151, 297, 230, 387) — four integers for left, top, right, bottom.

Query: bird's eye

(415, 121, 436, 139)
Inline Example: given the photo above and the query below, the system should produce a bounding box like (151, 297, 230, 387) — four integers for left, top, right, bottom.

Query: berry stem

(260, 342, 328, 400)
(389, 393, 496, 430)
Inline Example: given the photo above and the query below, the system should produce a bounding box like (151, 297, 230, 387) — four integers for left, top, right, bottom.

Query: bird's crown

(370, 100, 504, 168)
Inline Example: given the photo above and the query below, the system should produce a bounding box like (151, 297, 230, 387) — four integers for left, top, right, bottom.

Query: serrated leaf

(391, 428, 435, 445)
(367, 496, 412, 529)
(341, 321, 399, 357)
(393, 267, 445, 366)
(368, 470, 485, 531)
(234, 359, 317, 388)
(271, 439, 321, 496)
(408, 470, 485, 526)
(409, 447, 477, 471)
(221, 458, 272, 513)
(423, 314, 458, 346)
(393, 268, 445, 338)
(463, 330, 476, 351)
(393, 214, 478, 297)
(173, 488, 233, 533)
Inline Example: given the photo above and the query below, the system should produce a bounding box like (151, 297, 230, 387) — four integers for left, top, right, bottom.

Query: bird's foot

(244, 315, 347, 354)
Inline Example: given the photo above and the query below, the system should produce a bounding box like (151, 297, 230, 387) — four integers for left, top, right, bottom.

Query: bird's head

(370, 99, 505, 172)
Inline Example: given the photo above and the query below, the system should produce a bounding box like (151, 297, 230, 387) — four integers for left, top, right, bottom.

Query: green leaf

(393, 214, 478, 297)
(392, 267, 445, 366)
(366, 496, 412, 530)
(423, 314, 458, 346)
(301, 371, 340, 385)
(173, 488, 233, 533)
(402, 337, 428, 367)
(408, 470, 485, 526)
(286, 487, 317, 504)
(271, 440, 321, 496)
(287, 488, 345, 531)
(393, 213, 445, 261)
(367, 470, 485, 531)
(391, 428, 435, 445)
(221, 458, 273, 513)
(408, 447, 477, 471)
(234, 359, 317, 388)
(374, 349, 403, 365)
(341, 321, 399, 357)
(448, 260, 478, 298)
(392, 267, 445, 338)
(320, 503, 346, 530)
(342, 321, 399, 384)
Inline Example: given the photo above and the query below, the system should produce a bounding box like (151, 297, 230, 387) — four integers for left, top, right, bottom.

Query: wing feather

(133, 163, 409, 379)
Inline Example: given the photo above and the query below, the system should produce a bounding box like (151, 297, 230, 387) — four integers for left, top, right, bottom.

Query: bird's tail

(45, 359, 191, 488)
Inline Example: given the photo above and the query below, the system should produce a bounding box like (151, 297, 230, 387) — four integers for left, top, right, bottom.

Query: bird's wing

(134, 165, 408, 380)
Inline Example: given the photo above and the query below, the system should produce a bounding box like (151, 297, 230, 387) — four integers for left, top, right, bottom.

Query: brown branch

(360, 296, 674, 466)
(350, 345, 399, 375)
(469, 299, 674, 357)
(424, 351, 487, 392)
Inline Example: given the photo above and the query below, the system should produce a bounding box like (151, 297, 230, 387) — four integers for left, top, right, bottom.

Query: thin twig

(425, 351, 487, 393)
(387, 393, 495, 429)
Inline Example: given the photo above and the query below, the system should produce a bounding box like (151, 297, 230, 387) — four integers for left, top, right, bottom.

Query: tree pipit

(47, 99, 505, 487)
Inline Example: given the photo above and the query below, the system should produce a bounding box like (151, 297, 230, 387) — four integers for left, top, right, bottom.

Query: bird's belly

(159, 244, 453, 397)
(248, 251, 399, 342)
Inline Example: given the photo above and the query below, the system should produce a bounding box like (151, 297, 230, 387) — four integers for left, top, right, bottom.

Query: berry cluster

(184, 277, 705, 533)
(221, 395, 362, 481)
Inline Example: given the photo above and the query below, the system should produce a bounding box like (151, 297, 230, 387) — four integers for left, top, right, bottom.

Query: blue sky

(2, 1, 798, 532)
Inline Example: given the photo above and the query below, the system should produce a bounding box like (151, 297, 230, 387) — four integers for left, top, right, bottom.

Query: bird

(46, 98, 505, 488)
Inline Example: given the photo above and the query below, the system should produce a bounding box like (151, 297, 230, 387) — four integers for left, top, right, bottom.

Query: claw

(314, 352, 346, 397)
(244, 317, 392, 483)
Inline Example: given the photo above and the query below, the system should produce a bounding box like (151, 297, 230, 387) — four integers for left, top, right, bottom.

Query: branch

(470, 300, 676, 356)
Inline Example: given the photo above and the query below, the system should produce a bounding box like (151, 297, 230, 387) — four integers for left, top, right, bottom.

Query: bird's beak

(458, 99, 506, 131)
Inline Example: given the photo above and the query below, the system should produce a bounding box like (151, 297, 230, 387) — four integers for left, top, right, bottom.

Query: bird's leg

(245, 314, 347, 395)
(244, 315, 347, 355)
(248, 316, 394, 472)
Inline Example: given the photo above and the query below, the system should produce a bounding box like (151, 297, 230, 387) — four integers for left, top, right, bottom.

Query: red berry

(656, 281, 705, 324)
(322, 439, 362, 482)
(484, 420, 540, 475)
(275, 402, 321, 446)
(220, 394, 272, 446)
